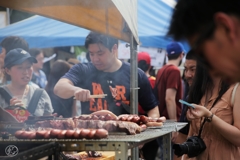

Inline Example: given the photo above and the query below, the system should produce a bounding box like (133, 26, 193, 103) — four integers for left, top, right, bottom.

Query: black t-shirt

(63, 62, 158, 115)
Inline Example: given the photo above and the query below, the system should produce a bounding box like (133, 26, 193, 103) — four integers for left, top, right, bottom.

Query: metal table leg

(114, 142, 128, 160)
(162, 133, 172, 160)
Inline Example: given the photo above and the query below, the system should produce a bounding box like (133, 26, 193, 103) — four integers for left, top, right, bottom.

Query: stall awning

(0, 0, 139, 43)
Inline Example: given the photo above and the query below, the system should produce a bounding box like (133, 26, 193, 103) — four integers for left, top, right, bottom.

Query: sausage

(157, 116, 166, 123)
(72, 116, 78, 120)
(148, 117, 157, 122)
(15, 130, 24, 139)
(127, 115, 134, 122)
(73, 129, 81, 139)
(21, 131, 31, 139)
(119, 115, 127, 121)
(21, 131, 36, 139)
(50, 129, 61, 138)
(36, 130, 48, 139)
(132, 116, 140, 124)
(146, 122, 163, 127)
(79, 114, 91, 120)
(118, 114, 129, 121)
(28, 131, 36, 139)
(94, 129, 108, 139)
(105, 114, 114, 121)
(86, 129, 96, 139)
(90, 110, 118, 120)
(91, 115, 99, 120)
(84, 115, 92, 120)
(79, 129, 91, 139)
(65, 130, 75, 139)
(139, 115, 149, 124)
(44, 130, 51, 139)
(58, 130, 67, 139)
(98, 115, 106, 121)
(139, 124, 147, 132)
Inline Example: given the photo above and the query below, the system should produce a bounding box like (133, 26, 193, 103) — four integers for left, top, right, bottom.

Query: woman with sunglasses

(183, 63, 240, 160)
(0, 48, 53, 117)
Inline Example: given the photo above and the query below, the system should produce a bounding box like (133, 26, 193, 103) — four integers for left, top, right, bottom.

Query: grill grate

(0, 122, 187, 143)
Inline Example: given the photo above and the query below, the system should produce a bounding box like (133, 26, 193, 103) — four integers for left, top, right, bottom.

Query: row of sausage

(15, 128, 108, 140)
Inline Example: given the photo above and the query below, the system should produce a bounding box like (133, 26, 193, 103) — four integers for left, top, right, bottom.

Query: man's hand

(74, 88, 94, 102)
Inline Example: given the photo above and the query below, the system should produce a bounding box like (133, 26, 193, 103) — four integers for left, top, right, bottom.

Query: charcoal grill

(0, 122, 187, 160)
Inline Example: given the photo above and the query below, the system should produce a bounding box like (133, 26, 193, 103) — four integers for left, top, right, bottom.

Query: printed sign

(139, 47, 166, 68)
(5, 108, 30, 122)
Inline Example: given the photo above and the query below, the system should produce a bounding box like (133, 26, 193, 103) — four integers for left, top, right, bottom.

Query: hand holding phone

(179, 99, 195, 109)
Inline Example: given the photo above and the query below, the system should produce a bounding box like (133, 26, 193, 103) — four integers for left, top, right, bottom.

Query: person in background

(29, 48, 47, 88)
(45, 60, 78, 117)
(174, 50, 197, 160)
(0, 36, 29, 85)
(181, 63, 240, 160)
(155, 42, 184, 134)
(137, 51, 159, 160)
(138, 52, 156, 88)
(168, 0, 240, 83)
(67, 58, 80, 67)
(54, 31, 159, 119)
(155, 42, 184, 159)
(0, 48, 53, 116)
(137, 51, 156, 114)
(0, 36, 29, 60)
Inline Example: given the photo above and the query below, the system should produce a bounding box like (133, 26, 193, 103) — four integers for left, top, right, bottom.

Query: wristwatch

(205, 113, 214, 122)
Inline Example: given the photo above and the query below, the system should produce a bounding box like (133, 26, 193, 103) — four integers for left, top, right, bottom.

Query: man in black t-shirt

(54, 32, 159, 119)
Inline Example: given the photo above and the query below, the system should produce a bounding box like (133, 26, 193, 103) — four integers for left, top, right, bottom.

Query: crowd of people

(1, 0, 240, 159)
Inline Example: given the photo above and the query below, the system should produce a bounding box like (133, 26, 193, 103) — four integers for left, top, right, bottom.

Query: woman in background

(45, 60, 77, 117)
(0, 48, 53, 116)
(29, 48, 47, 88)
(183, 62, 240, 160)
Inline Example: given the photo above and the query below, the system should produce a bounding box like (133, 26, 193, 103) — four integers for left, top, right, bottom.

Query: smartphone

(179, 99, 195, 109)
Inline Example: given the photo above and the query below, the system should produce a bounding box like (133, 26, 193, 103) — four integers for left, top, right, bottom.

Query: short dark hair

(29, 48, 42, 58)
(138, 60, 150, 72)
(168, 0, 240, 40)
(85, 32, 118, 51)
(168, 53, 182, 60)
(1, 36, 29, 53)
(186, 50, 197, 60)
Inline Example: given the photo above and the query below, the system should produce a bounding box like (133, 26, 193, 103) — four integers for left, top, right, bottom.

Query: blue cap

(166, 42, 184, 55)
(4, 48, 37, 68)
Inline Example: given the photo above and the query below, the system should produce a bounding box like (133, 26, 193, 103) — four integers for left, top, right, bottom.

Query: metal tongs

(73, 94, 107, 99)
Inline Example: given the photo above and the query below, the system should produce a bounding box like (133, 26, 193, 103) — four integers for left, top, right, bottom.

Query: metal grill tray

(0, 122, 187, 143)
(0, 122, 187, 159)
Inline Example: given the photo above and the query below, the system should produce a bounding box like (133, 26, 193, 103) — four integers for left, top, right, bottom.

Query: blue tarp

(0, 0, 189, 50)
(0, 16, 90, 48)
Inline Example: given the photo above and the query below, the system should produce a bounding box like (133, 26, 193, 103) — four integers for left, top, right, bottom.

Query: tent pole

(130, 33, 139, 159)
(129, 31, 138, 114)
(6, 8, 10, 25)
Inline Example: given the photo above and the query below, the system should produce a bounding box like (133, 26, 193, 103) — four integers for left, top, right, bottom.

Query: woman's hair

(3, 65, 13, 82)
(188, 62, 230, 104)
(29, 48, 42, 58)
(1, 36, 29, 53)
(45, 60, 70, 93)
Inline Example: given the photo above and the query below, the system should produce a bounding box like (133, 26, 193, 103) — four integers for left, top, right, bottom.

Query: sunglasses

(189, 23, 216, 69)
